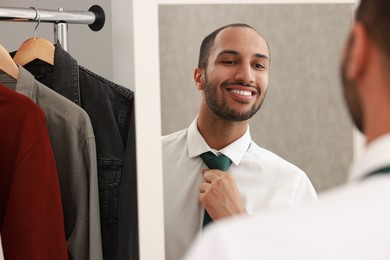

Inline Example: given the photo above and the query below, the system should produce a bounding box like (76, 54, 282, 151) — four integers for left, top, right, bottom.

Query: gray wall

(159, 4, 354, 192)
(0, 0, 113, 81)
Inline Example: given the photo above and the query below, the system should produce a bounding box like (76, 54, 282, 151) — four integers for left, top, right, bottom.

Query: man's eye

(254, 63, 265, 69)
(222, 60, 236, 65)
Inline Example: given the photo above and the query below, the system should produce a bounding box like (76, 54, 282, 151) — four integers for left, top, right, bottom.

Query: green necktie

(199, 151, 232, 227)
(364, 166, 390, 179)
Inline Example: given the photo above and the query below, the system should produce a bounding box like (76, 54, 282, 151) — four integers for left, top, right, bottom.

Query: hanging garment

(12, 45, 138, 260)
(0, 83, 68, 260)
(0, 67, 103, 260)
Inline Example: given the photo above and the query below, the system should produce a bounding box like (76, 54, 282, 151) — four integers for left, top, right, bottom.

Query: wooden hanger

(13, 37, 55, 66)
(0, 44, 18, 79)
(13, 7, 54, 66)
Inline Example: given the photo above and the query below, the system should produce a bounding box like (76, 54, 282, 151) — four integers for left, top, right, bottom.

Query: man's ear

(346, 22, 369, 80)
(194, 67, 205, 90)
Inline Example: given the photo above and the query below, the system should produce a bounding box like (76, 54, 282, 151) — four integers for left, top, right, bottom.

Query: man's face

(340, 34, 364, 132)
(201, 27, 270, 121)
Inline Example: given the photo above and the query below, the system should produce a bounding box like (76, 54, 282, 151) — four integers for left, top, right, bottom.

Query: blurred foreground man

(183, 1, 390, 259)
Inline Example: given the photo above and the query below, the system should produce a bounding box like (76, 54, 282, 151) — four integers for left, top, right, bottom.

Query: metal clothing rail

(0, 5, 105, 51)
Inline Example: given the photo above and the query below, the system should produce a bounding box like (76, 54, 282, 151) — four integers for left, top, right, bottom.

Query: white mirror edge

(132, 0, 165, 260)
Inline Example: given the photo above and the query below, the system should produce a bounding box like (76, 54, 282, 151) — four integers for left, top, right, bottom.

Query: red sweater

(0, 84, 68, 259)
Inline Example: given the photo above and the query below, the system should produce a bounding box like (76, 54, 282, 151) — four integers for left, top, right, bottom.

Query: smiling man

(162, 23, 317, 260)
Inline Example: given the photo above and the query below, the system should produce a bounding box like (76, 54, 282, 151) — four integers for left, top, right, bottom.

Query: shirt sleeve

(291, 173, 318, 206)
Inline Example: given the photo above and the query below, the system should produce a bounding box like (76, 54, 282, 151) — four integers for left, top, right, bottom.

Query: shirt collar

(15, 66, 36, 101)
(187, 116, 251, 166)
(349, 133, 390, 181)
(1, 55, 42, 98)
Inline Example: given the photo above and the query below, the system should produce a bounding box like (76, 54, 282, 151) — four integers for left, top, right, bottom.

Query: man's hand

(198, 169, 247, 220)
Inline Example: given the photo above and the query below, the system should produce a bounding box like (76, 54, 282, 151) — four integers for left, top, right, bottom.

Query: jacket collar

(52, 44, 81, 105)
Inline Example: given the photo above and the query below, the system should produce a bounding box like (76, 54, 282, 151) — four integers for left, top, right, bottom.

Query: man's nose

(234, 64, 255, 84)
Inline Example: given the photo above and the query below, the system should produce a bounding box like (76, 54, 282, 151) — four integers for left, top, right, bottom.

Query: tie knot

(199, 151, 232, 171)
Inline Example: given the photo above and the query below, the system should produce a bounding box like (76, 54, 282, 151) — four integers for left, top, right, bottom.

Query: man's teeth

(229, 89, 252, 96)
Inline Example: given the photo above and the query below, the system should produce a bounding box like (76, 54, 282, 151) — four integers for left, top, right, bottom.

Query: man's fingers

(198, 193, 205, 203)
(199, 182, 208, 193)
(203, 169, 223, 183)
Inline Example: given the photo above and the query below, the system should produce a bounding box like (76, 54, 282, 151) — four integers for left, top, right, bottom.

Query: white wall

(111, 0, 134, 90)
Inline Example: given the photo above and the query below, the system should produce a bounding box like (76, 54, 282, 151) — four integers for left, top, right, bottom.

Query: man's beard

(340, 36, 364, 133)
(203, 75, 265, 121)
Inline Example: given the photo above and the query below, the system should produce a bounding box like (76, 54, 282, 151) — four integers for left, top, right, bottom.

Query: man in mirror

(183, 1, 390, 259)
(162, 23, 317, 260)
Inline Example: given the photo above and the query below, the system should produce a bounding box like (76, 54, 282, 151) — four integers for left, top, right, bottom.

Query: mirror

(159, 3, 355, 193)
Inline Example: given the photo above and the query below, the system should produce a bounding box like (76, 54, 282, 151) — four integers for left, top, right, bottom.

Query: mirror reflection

(159, 3, 354, 260)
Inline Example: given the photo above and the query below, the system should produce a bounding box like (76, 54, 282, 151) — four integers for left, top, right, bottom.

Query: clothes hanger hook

(30, 7, 41, 39)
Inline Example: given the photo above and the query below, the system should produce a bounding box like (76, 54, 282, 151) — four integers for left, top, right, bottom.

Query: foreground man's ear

(346, 22, 369, 81)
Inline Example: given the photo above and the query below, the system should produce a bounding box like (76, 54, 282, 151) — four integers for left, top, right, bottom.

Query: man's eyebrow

(217, 50, 269, 60)
(254, 53, 269, 60)
(217, 50, 240, 57)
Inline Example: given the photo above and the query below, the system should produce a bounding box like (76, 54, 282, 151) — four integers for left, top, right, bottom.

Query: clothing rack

(0, 5, 105, 51)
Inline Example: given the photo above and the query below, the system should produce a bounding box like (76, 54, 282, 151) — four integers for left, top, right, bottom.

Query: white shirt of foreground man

(183, 134, 390, 260)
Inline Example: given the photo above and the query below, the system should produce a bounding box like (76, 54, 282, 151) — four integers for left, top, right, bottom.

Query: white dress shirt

(162, 117, 317, 260)
(183, 133, 390, 260)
